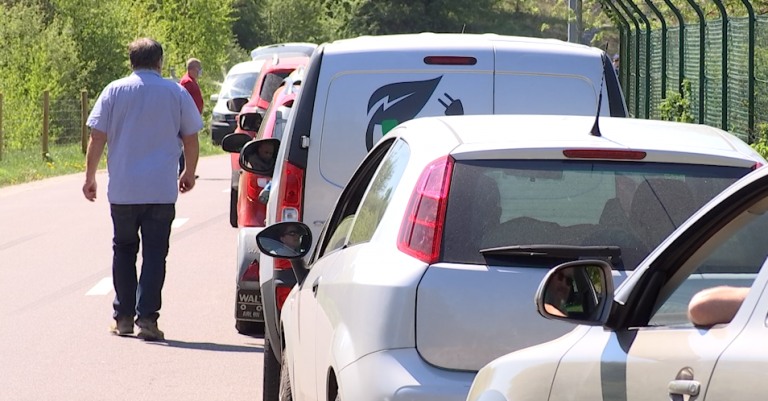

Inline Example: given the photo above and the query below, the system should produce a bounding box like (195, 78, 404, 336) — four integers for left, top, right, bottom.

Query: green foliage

(660, 79, 695, 123)
(750, 123, 768, 160)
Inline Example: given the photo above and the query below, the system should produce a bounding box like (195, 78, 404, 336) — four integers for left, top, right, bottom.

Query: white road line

(172, 218, 190, 228)
(86, 277, 113, 296)
(222, 188, 231, 193)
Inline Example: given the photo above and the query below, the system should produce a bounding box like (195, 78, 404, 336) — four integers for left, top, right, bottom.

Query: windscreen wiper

(480, 245, 621, 259)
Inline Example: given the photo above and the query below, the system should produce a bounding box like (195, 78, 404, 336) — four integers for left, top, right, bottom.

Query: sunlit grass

(0, 131, 224, 188)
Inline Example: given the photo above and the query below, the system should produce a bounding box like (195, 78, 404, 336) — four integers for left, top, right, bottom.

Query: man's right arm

(688, 286, 750, 326)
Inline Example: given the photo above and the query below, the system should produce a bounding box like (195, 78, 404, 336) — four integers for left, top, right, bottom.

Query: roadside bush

(659, 79, 695, 124)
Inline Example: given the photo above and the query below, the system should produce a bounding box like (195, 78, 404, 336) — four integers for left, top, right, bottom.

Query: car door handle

(668, 380, 700, 396)
(312, 277, 321, 297)
(313, 220, 325, 226)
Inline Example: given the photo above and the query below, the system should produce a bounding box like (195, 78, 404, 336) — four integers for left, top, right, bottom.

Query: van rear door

(493, 42, 613, 117)
(302, 42, 494, 240)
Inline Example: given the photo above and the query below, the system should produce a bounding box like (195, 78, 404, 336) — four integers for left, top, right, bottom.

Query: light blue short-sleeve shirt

(87, 70, 204, 204)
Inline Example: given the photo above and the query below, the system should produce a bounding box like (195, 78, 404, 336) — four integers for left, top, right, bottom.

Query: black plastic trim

(602, 53, 627, 118)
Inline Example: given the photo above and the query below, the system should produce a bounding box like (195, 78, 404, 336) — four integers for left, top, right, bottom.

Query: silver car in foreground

(255, 114, 763, 401)
(467, 153, 768, 401)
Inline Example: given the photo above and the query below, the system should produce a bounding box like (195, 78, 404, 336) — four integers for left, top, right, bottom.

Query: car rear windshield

(442, 160, 751, 270)
(220, 73, 259, 100)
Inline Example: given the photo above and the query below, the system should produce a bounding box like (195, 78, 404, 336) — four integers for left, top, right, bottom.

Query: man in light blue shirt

(83, 37, 204, 341)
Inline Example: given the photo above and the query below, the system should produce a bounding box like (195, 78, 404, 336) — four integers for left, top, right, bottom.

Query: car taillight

(274, 259, 292, 270)
(276, 161, 304, 222)
(563, 149, 647, 160)
(397, 155, 454, 264)
(241, 260, 260, 282)
(752, 161, 763, 170)
(276, 286, 292, 310)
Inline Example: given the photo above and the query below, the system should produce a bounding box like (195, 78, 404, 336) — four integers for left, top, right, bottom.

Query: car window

(348, 140, 411, 246)
(648, 212, 768, 327)
(442, 160, 751, 270)
(260, 72, 291, 103)
(316, 140, 396, 259)
(255, 90, 283, 140)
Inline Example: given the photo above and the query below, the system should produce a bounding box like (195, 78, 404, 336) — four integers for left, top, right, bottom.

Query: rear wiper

(480, 245, 622, 259)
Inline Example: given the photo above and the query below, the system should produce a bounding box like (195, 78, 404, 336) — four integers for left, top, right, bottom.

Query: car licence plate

(237, 290, 263, 321)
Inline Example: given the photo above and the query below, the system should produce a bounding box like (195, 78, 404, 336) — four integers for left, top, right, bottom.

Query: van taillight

(424, 56, 477, 66)
(397, 155, 454, 264)
(563, 149, 647, 160)
(752, 162, 763, 170)
(274, 259, 292, 270)
(242, 260, 260, 281)
(276, 286, 291, 310)
(276, 161, 304, 222)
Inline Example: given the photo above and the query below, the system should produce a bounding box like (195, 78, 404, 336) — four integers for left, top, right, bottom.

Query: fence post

(711, 0, 729, 130)
(626, 0, 652, 119)
(682, 0, 706, 124)
(615, 0, 642, 117)
(644, 0, 667, 100)
(737, 0, 756, 139)
(42, 90, 49, 159)
(603, 0, 632, 96)
(662, 0, 686, 94)
(81, 90, 88, 154)
(0, 92, 3, 162)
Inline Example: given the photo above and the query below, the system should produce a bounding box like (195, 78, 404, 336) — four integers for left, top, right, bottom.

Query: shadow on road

(150, 339, 264, 353)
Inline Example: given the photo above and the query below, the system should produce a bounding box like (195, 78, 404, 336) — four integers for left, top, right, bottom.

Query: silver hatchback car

(467, 157, 768, 401)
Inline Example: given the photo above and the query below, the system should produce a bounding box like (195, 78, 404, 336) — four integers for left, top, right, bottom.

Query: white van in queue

(235, 32, 628, 400)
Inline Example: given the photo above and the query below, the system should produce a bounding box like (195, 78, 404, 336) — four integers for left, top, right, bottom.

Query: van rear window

(441, 160, 750, 270)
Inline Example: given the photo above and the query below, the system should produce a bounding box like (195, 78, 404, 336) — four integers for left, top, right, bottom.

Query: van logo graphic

(366, 76, 454, 151)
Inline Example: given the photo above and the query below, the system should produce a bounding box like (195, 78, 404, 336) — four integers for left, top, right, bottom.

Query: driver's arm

(688, 286, 749, 326)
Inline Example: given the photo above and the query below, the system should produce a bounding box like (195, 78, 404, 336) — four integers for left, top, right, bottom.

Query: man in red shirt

(179, 58, 204, 175)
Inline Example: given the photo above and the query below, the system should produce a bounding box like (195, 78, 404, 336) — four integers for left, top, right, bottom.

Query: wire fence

(0, 91, 90, 161)
(602, 0, 768, 143)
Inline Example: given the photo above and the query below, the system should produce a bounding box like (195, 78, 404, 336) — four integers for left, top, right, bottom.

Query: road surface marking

(223, 188, 231, 193)
(172, 218, 190, 228)
(86, 277, 113, 296)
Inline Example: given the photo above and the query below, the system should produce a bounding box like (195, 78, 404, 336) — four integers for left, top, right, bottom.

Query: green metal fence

(601, 0, 764, 143)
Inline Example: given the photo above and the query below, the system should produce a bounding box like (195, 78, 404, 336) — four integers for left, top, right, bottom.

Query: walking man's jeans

(110, 204, 175, 322)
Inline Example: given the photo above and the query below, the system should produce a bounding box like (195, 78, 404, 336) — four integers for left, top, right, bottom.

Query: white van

(239, 32, 627, 400)
(210, 60, 265, 144)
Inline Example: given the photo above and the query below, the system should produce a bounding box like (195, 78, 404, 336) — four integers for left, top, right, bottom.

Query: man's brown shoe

(110, 316, 134, 336)
(136, 319, 165, 341)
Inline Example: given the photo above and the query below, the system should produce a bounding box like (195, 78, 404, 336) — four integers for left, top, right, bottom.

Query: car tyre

(235, 320, 264, 335)
(279, 348, 293, 401)
(263, 334, 281, 401)
(229, 188, 238, 228)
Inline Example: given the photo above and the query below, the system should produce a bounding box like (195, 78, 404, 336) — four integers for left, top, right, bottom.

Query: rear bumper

(338, 348, 475, 401)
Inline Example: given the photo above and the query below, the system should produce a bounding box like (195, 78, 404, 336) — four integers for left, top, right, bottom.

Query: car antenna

(590, 74, 606, 137)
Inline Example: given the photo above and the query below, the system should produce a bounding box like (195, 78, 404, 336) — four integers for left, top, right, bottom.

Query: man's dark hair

(129, 38, 163, 70)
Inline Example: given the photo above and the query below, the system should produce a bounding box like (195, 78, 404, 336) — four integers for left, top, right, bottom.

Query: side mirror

(239, 138, 280, 177)
(227, 97, 249, 113)
(256, 222, 312, 283)
(210, 94, 219, 103)
(221, 133, 252, 153)
(239, 112, 264, 132)
(535, 260, 614, 326)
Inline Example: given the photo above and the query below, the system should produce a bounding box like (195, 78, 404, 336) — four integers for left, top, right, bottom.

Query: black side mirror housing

(256, 222, 312, 284)
(239, 112, 264, 132)
(221, 133, 252, 153)
(535, 259, 614, 326)
(226, 97, 249, 113)
(239, 138, 280, 177)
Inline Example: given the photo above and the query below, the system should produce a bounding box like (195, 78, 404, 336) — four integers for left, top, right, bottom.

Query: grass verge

(0, 132, 224, 188)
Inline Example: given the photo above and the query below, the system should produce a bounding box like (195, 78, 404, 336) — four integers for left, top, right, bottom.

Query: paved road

(0, 154, 263, 400)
